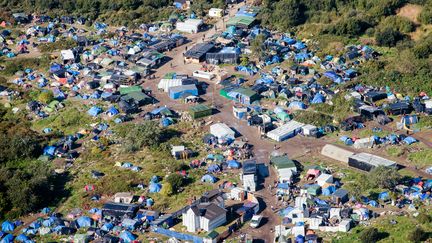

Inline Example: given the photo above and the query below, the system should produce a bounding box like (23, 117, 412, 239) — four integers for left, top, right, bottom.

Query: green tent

(189, 104, 212, 119)
(276, 112, 290, 122)
(120, 86, 142, 95)
(307, 185, 321, 196)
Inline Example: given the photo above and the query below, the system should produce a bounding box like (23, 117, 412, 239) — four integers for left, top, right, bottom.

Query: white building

(113, 192, 133, 204)
(208, 8, 223, 18)
(182, 203, 226, 232)
(241, 160, 257, 192)
(266, 120, 304, 142)
(210, 123, 235, 140)
(176, 19, 203, 34)
(61, 49, 75, 62)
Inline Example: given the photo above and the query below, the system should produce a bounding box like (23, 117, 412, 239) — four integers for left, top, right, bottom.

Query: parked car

(250, 215, 263, 228)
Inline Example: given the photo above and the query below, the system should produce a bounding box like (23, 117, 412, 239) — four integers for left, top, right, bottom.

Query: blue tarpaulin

(119, 231, 136, 243)
(87, 106, 102, 117)
(149, 183, 162, 193)
(76, 216, 92, 228)
(1, 222, 14, 232)
(311, 93, 325, 104)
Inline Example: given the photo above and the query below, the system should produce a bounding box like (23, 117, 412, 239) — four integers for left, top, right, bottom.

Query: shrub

(37, 91, 54, 104)
(359, 227, 380, 243)
(375, 27, 404, 47)
(117, 121, 163, 153)
(166, 173, 184, 192)
(417, 212, 431, 224)
(160, 182, 173, 196)
(407, 227, 426, 242)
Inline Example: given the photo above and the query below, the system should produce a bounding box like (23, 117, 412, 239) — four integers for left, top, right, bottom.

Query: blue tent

(324, 71, 343, 84)
(149, 183, 162, 193)
(119, 231, 136, 243)
(369, 200, 379, 207)
(76, 216, 92, 228)
(106, 106, 119, 116)
(42, 218, 54, 227)
(340, 136, 353, 145)
(322, 185, 336, 196)
(403, 136, 417, 145)
(101, 223, 114, 231)
(43, 146, 56, 156)
(88, 208, 102, 215)
(160, 118, 172, 127)
(146, 198, 154, 207)
(150, 175, 159, 183)
(227, 160, 240, 169)
(87, 106, 102, 117)
(201, 174, 217, 183)
(295, 235, 305, 243)
(294, 42, 306, 50)
(1, 221, 14, 232)
(288, 101, 306, 110)
(207, 164, 220, 173)
(122, 162, 133, 168)
(378, 191, 390, 201)
(0, 234, 13, 243)
(41, 207, 51, 214)
(311, 93, 325, 104)
(29, 222, 40, 229)
(15, 234, 29, 242)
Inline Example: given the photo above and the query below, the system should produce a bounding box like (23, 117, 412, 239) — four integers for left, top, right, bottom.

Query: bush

(325, 18, 370, 37)
(166, 173, 184, 192)
(37, 91, 54, 104)
(368, 166, 401, 189)
(294, 110, 333, 126)
(407, 227, 426, 242)
(117, 121, 163, 153)
(359, 227, 380, 243)
(375, 27, 404, 47)
(160, 182, 173, 196)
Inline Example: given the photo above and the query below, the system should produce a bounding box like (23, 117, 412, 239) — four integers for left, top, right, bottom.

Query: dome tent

(76, 216, 92, 228)
(149, 182, 162, 193)
(201, 174, 217, 183)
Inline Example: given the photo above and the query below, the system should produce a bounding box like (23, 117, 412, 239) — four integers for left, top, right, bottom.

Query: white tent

(266, 120, 304, 142)
(61, 49, 75, 61)
(158, 79, 183, 92)
(209, 8, 223, 17)
(315, 173, 334, 187)
(353, 137, 374, 149)
(176, 19, 203, 33)
(210, 123, 235, 139)
(321, 144, 354, 163)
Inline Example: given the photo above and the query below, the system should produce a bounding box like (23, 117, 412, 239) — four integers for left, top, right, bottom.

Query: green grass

(332, 214, 432, 243)
(358, 128, 391, 138)
(386, 146, 405, 157)
(407, 147, 432, 169)
(32, 103, 94, 135)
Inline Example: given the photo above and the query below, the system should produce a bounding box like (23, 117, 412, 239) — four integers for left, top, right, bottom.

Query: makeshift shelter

(87, 106, 102, 117)
(168, 84, 198, 100)
(348, 153, 397, 172)
(76, 216, 92, 228)
(1, 221, 14, 232)
(176, 19, 203, 34)
(321, 144, 354, 163)
(267, 120, 304, 142)
(333, 189, 349, 204)
(210, 123, 235, 140)
(149, 182, 162, 193)
(188, 104, 212, 119)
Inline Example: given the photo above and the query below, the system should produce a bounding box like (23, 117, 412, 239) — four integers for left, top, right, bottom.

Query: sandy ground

(397, 4, 423, 24)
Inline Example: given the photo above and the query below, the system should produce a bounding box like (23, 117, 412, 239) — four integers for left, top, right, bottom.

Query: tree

(375, 27, 403, 47)
(240, 55, 249, 66)
(118, 121, 163, 152)
(37, 91, 54, 104)
(407, 227, 426, 243)
(368, 166, 401, 189)
(359, 227, 380, 243)
(271, 0, 305, 31)
(160, 182, 173, 196)
(251, 34, 266, 60)
(166, 173, 184, 192)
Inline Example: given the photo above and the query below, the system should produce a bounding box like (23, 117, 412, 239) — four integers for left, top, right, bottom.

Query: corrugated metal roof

(349, 153, 396, 167)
